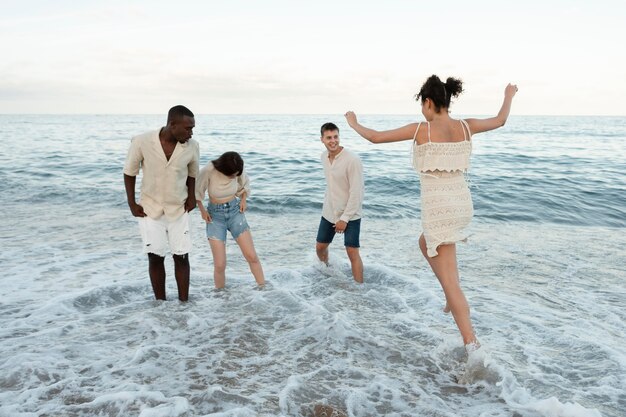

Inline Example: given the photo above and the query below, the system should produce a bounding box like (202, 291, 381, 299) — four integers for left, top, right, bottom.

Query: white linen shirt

(321, 148, 364, 223)
(123, 130, 200, 220)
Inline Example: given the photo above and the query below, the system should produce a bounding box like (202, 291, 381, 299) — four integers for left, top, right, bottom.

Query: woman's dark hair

(415, 75, 464, 113)
(212, 151, 244, 177)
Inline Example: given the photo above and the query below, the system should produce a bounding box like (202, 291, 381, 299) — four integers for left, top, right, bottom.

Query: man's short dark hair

(320, 122, 339, 136)
(167, 105, 194, 122)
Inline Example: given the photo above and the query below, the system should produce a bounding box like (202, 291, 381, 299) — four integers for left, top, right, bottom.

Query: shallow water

(0, 115, 624, 416)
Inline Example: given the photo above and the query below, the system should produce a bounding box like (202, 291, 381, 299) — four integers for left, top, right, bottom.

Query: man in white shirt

(316, 122, 364, 283)
(123, 105, 200, 301)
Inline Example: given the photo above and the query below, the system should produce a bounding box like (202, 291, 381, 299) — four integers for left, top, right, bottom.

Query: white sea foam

(1, 115, 624, 416)
(2, 245, 615, 416)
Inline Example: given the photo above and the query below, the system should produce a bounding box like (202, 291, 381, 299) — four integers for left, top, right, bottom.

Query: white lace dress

(412, 120, 473, 257)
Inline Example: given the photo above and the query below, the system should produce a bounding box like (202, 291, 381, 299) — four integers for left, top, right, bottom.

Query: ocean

(0, 114, 624, 417)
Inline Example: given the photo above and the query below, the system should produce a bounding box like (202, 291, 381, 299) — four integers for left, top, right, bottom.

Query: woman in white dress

(345, 75, 518, 350)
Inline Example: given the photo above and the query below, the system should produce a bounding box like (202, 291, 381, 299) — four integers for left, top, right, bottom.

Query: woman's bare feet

(464, 340, 481, 355)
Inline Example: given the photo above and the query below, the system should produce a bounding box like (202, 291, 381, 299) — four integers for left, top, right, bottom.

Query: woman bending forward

(196, 151, 265, 289)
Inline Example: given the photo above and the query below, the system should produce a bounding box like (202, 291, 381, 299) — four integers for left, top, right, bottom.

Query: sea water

(0, 114, 624, 416)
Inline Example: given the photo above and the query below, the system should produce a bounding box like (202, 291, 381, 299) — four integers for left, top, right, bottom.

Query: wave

(0, 261, 610, 417)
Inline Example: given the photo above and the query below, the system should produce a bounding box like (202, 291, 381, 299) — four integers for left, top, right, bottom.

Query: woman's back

(412, 119, 472, 174)
(413, 118, 469, 145)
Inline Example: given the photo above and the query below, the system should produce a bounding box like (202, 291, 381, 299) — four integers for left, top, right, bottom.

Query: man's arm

(123, 136, 146, 217)
(185, 176, 197, 212)
(124, 174, 146, 217)
(185, 142, 200, 212)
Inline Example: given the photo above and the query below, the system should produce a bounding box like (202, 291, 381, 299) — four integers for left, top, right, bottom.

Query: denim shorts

(205, 199, 250, 241)
(316, 216, 361, 248)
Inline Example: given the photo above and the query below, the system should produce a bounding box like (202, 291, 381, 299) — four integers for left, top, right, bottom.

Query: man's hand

(240, 199, 247, 213)
(334, 220, 348, 234)
(128, 202, 146, 217)
(185, 197, 197, 212)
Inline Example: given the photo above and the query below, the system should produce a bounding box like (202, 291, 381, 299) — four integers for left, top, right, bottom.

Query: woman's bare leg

(208, 239, 227, 289)
(235, 230, 265, 286)
(419, 234, 477, 345)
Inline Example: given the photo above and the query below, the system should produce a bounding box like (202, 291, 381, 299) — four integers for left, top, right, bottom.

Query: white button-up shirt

(321, 148, 364, 223)
(124, 130, 199, 220)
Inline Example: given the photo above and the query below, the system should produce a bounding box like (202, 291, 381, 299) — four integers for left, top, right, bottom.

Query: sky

(1, 0, 625, 115)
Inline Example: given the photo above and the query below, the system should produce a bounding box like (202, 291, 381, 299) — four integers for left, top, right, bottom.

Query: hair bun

(415, 74, 464, 112)
(445, 77, 464, 97)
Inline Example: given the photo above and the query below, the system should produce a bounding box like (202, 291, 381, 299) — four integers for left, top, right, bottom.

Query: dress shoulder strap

(459, 120, 467, 141)
(460, 119, 472, 141)
(413, 122, 421, 142)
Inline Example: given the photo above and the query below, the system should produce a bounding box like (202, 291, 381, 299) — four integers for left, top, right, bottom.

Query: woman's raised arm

(465, 83, 518, 135)
(345, 111, 418, 144)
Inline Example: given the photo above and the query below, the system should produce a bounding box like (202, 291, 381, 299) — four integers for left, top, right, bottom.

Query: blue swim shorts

(316, 216, 361, 248)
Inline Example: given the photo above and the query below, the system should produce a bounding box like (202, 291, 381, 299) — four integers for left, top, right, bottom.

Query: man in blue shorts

(316, 122, 364, 283)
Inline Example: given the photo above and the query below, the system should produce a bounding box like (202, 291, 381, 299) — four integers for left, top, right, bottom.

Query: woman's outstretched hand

(344, 111, 357, 128)
(505, 83, 518, 99)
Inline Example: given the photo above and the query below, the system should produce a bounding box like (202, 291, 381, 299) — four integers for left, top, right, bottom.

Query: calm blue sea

(0, 115, 624, 417)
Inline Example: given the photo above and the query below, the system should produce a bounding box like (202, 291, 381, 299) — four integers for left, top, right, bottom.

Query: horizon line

(1, 113, 625, 117)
